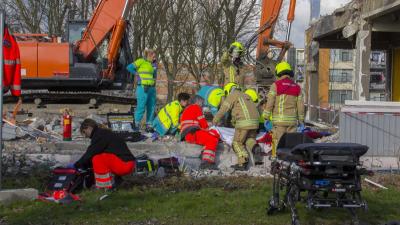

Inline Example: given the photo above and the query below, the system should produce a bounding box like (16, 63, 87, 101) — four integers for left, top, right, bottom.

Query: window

(329, 90, 352, 104)
(341, 51, 352, 62)
(329, 69, 353, 82)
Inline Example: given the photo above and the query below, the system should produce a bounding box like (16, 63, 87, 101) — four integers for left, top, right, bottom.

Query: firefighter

(262, 61, 304, 159)
(3, 25, 21, 97)
(127, 49, 157, 132)
(152, 92, 191, 139)
(74, 119, 136, 190)
(196, 85, 225, 116)
(212, 83, 260, 170)
(180, 95, 220, 169)
(221, 42, 245, 89)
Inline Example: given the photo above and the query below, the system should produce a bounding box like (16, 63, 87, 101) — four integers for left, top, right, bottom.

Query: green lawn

(1, 175, 400, 225)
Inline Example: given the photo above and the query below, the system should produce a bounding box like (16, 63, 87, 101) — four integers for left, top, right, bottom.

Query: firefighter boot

(252, 144, 264, 165)
(230, 157, 249, 171)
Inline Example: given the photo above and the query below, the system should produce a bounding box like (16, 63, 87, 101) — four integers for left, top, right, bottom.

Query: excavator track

(3, 90, 136, 105)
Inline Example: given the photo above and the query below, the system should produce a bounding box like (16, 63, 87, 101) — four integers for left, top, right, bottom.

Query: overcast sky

(288, 0, 352, 48)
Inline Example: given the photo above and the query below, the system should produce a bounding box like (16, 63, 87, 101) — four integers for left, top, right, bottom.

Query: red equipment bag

(38, 167, 94, 204)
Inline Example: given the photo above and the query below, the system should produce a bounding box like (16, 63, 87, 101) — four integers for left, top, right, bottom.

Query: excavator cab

(66, 20, 88, 44)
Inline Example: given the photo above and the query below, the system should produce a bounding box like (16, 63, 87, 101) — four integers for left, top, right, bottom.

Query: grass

(1, 175, 400, 225)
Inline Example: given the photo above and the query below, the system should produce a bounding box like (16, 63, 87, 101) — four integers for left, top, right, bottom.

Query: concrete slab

(0, 188, 38, 205)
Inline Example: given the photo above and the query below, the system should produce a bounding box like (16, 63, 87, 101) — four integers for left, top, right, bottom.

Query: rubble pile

(315, 131, 339, 143)
(2, 114, 272, 178)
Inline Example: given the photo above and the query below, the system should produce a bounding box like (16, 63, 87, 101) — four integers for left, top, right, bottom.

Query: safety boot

(252, 144, 264, 165)
(200, 161, 218, 170)
(231, 157, 249, 171)
(145, 125, 154, 133)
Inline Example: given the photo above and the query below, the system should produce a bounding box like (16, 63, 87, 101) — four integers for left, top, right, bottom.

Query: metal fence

(339, 108, 400, 157)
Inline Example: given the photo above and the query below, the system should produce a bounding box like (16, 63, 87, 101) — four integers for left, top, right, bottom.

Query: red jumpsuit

(2, 26, 21, 96)
(180, 104, 219, 163)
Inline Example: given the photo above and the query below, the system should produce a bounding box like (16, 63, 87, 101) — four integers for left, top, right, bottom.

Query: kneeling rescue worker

(152, 93, 190, 138)
(180, 96, 220, 170)
(74, 119, 136, 190)
(263, 62, 304, 159)
(213, 83, 260, 170)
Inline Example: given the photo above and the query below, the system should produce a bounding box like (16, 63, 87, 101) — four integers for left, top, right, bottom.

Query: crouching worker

(213, 83, 260, 171)
(74, 119, 136, 190)
(180, 96, 220, 169)
(152, 92, 190, 140)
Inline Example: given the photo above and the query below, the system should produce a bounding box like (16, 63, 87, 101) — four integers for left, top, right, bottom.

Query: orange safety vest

(2, 26, 21, 96)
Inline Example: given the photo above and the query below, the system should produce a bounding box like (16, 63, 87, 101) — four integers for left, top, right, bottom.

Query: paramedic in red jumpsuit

(74, 119, 136, 189)
(3, 25, 21, 97)
(180, 96, 220, 169)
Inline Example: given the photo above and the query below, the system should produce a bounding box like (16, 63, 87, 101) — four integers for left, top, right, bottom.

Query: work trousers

(232, 129, 257, 165)
(135, 85, 156, 127)
(185, 130, 219, 163)
(92, 153, 135, 189)
(271, 125, 297, 158)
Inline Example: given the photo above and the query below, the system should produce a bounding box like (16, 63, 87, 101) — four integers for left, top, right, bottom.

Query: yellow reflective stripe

(238, 97, 250, 120)
(197, 115, 205, 120)
(147, 161, 153, 172)
(229, 66, 236, 82)
(235, 119, 259, 128)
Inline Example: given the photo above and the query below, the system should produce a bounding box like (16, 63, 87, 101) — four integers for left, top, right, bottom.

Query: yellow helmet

(224, 82, 238, 96)
(275, 61, 294, 77)
(229, 41, 245, 57)
(245, 88, 259, 103)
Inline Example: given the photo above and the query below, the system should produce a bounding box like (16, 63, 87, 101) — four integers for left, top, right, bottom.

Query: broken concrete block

(0, 188, 38, 205)
(2, 123, 17, 140)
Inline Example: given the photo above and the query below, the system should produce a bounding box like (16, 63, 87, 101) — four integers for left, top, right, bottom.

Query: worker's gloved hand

(151, 132, 159, 142)
(66, 163, 75, 169)
(297, 123, 305, 133)
(264, 120, 273, 132)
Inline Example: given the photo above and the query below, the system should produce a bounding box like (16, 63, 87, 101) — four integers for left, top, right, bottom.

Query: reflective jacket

(221, 51, 244, 88)
(127, 58, 156, 86)
(213, 90, 259, 130)
(179, 104, 208, 138)
(197, 86, 224, 115)
(156, 100, 183, 131)
(2, 27, 21, 96)
(263, 76, 304, 126)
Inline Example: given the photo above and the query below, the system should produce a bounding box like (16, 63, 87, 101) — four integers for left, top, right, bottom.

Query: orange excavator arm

(75, 0, 136, 80)
(254, 0, 296, 83)
(257, 0, 296, 61)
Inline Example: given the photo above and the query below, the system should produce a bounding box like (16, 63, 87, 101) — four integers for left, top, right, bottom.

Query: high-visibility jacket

(2, 27, 21, 96)
(179, 104, 208, 138)
(263, 76, 304, 126)
(156, 100, 183, 131)
(131, 58, 156, 86)
(213, 90, 259, 130)
(197, 86, 224, 115)
(221, 51, 244, 88)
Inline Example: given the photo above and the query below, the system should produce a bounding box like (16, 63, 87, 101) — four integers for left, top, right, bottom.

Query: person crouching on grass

(74, 119, 136, 192)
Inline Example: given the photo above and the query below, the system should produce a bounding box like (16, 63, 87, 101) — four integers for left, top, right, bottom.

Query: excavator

(247, 0, 297, 90)
(11, 0, 137, 105)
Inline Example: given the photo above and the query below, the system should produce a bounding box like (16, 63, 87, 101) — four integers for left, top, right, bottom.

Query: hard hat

(275, 61, 294, 77)
(224, 82, 238, 96)
(245, 88, 259, 103)
(229, 41, 245, 57)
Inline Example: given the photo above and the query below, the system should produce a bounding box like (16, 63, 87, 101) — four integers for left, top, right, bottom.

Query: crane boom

(254, 0, 296, 88)
(76, 0, 135, 60)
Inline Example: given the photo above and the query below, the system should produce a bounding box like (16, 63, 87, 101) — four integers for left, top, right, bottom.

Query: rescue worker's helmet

(229, 41, 245, 58)
(224, 82, 238, 96)
(245, 88, 259, 103)
(275, 61, 294, 78)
